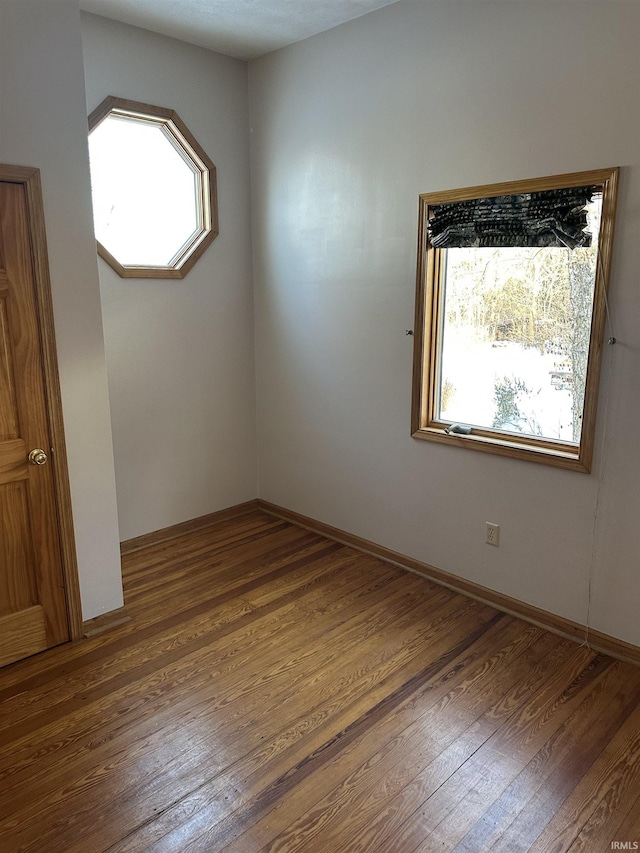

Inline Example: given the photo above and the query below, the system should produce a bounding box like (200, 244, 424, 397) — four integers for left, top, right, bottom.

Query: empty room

(0, 0, 639, 850)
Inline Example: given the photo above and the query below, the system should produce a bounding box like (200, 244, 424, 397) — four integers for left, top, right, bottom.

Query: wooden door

(0, 178, 70, 666)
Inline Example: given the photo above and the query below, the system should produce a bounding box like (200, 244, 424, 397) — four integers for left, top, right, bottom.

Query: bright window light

(411, 169, 619, 472)
(87, 97, 218, 279)
(437, 197, 601, 445)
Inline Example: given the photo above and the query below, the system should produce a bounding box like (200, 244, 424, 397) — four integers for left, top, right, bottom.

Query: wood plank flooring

(0, 510, 639, 852)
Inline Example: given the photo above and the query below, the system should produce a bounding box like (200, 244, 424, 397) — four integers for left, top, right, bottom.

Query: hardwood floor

(0, 510, 639, 852)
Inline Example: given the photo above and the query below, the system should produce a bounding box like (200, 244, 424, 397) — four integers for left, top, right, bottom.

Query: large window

(411, 169, 619, 472)
(88, 96, 218, 279)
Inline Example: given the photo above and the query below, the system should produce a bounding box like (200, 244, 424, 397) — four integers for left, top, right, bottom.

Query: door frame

(1, 163, 82, 640)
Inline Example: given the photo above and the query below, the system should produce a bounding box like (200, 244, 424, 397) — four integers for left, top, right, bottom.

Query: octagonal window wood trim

(88, 96, 218, 279)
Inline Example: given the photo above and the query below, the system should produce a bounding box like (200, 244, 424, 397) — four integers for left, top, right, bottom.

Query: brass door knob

(28, 448, 48, 466)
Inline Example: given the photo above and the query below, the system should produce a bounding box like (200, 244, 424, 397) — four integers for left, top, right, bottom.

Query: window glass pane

(437, 196, 602, 444)
(88, 116, 199, 266)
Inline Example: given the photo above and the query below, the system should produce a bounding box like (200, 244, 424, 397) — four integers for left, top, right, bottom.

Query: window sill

(411, 425, 589, 472)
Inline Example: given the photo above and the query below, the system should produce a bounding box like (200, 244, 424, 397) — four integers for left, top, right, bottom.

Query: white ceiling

(79, 0, 401, 60)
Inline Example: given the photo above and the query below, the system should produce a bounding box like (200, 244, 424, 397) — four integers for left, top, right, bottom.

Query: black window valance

(427, 185, 598, 250)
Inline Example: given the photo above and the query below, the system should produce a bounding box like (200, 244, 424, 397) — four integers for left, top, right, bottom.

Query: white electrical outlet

(486, 522, 500, 546)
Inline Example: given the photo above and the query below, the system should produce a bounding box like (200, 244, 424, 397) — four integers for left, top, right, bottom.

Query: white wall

(249, 0, 640, 645)
(0, 0, 123, 620)
(81, 14, 257, 541)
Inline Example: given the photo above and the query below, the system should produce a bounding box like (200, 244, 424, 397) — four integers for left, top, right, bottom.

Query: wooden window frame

(88, 96, 218, 279)
(411, 168, 619, 473)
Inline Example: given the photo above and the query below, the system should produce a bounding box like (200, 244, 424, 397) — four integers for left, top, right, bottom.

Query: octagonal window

(88, 97, 218, 278)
